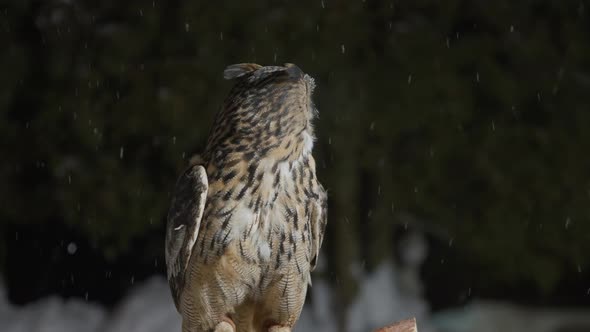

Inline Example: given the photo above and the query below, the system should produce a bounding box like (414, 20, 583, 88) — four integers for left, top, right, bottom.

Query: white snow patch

(346, 262, 431, 332)
(102, 277, 180, 332)
(6, 269, 590, 332)
(0, 276, 105, 332)
(295, 279, 337, 332)
(431, 301, 590, 332)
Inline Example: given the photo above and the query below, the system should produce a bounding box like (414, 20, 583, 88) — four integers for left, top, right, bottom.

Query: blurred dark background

(1, 0, 590, 327)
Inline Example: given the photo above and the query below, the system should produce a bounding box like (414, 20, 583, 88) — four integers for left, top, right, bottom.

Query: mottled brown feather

(165, 63, 326, 332)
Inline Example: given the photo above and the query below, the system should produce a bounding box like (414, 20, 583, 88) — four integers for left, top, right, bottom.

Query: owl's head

(224, 63, 316, 90)
(222, 63, 317, 121)
(206, 63, 318, 162)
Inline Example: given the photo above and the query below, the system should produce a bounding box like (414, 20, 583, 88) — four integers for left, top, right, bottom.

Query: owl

(165, 63, 328, 332)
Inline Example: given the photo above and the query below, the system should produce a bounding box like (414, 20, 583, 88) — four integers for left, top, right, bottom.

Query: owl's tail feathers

(223, 63, 262, 80)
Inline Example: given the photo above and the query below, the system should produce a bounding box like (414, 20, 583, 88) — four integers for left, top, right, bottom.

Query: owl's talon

(267, 325, 291, 332)
(214, 320, 235, 332)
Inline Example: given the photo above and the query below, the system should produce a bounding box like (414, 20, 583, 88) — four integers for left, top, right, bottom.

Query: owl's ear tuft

(223, 63, 262, 80)
(284, 63, 304, 79)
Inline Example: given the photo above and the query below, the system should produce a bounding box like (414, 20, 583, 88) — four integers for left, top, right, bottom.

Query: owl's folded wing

(310, 184, 328, 273)
(164, 164, 208, 310)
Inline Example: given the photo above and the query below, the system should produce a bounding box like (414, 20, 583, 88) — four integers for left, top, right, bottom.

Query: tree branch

(373, 317, 417, 332)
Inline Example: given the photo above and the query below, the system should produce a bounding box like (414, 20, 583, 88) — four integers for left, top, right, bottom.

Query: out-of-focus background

(1, 1, 590, 331)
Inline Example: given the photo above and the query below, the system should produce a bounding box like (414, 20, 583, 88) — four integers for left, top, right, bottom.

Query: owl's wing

(310, 184, 328, 272)
(165, 164, 208, 310)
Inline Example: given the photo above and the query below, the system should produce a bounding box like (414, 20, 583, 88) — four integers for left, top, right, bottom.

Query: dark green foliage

(1, 0, 589, 310)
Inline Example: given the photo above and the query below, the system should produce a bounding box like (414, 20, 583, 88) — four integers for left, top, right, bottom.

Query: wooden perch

(373, 317, 417, 332)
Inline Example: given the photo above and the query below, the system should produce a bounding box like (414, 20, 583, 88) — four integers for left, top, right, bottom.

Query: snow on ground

(0, 286, 105, 332)
(295, 279, 337, 332)
(0, 264, 428, 332)
(346, 262, 431, 332)
(101, 277, 181, 332)
(0, 276, 173, 332)
(2, 271, 590, 332)
(431, 301, 590, 332)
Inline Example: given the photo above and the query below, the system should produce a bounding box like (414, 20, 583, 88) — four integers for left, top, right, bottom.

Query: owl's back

(168, 63, 326, 332)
